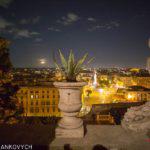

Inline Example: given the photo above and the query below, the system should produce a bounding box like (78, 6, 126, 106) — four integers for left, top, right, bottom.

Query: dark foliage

(0, 37, 23, 124)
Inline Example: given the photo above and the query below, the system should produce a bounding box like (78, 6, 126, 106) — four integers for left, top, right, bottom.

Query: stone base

(55, 126, 84, 138)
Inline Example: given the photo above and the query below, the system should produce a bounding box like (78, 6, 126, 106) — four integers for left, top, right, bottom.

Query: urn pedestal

(54, 82, 87, 138)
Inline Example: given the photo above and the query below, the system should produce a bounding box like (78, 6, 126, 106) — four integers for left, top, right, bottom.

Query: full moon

(39, 59, 46, 65)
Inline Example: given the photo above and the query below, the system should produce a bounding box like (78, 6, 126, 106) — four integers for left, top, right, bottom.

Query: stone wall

(121, 101, 150, 132)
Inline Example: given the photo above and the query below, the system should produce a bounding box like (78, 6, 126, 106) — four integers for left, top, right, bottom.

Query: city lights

(99, 88, 104, 93)
(127, 94, 134, 100)
(0, 0, 150, 148)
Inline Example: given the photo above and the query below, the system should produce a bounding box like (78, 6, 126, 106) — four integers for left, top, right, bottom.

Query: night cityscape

(0, 0, 150, 150)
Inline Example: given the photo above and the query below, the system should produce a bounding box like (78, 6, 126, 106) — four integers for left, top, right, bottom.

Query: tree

(0, 37, 12, 75)
(0, 37, 23, 124)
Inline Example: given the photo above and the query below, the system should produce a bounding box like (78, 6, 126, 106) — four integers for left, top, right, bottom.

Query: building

(16, 85, 61, 117)
(114, 86, 150, 102)
(125, 86, 150, 102)
(147, 57, 150, 73)
(119, 76, 150, 88)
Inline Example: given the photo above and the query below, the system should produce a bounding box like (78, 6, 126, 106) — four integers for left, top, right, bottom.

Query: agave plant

(53, 50, 94, 82)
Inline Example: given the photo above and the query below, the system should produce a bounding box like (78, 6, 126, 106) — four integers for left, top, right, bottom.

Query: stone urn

(54, 82, 87, 138)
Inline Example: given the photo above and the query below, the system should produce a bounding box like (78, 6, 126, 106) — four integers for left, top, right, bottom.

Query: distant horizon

(12, 66, 147, 69)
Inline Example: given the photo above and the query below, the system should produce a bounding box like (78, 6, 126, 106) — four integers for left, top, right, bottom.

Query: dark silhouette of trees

(0, 37, 23, 124)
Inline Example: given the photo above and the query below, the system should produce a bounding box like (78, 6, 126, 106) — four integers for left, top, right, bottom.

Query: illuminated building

(96, 113, 115, 124)
(125, 86, 150, 102)
(77, 70, 93, 83)
(16, 85, 61, 117)
(15, 68, 150, 118)
(135, 77, 150, 88)
(82, 72, 150, 107)
(98, 75, 108, 81)
(119, 77, 150, 88)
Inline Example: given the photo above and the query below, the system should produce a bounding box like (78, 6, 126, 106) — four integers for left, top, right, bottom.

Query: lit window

(31, 95, 34, 99)
(35, 95, 39, 99)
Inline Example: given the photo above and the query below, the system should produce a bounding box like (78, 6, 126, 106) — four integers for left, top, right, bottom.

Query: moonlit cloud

(0, 16, 40, 39)
(57, 13, 79, 26)
(0, 0, 14, 8)
(88, 21, 120, 31)
(88, 25, 104, 31)
(0, 17, 13, 29)
(20, 16, 40, 25)
(20, 19, 29, 25)
(8, 28, 40, 38)
(34, 38, 43, 42)
(87, 17, 96, 22)
(48, 27, 61, 32)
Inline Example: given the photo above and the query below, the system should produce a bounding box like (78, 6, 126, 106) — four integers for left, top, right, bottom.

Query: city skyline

(0, 0, 150, 68)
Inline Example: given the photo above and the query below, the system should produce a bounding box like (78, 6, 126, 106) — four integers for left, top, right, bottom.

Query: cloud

(0, 16, 40, 39)
(88, 25, 105, 31)
(20, 19, 29, 25)
(0, 17, 13, 29)
(48, 27, 61, 32)
(8, 28, 40, 38)
(87, 17, 96, 22)
(88, 21, 120, 31)
(57, 13, 79, 26)
(34, 38, 43, 42)
(20, 16, 40, 25)
(110, 21, 120, 27)
(0, 0, 13, 8)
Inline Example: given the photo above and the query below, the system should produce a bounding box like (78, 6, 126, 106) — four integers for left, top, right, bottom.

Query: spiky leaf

(58, 49, 67, 70)
(53, 50, 93, 82)
(74, 53, 88, 75)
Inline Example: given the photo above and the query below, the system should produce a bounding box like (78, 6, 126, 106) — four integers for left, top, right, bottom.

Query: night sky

(0, 0, 150, 68)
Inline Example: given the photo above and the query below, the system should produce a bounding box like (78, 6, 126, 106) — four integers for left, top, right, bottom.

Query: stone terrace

(0, 124, 150, 150)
